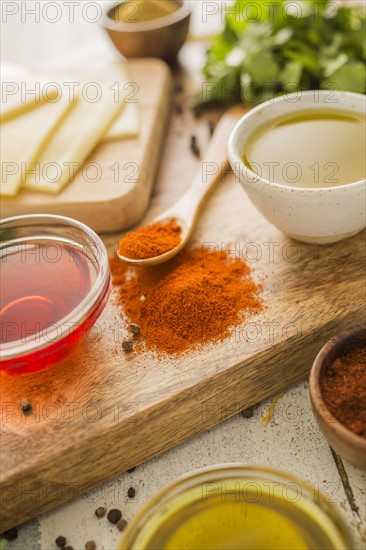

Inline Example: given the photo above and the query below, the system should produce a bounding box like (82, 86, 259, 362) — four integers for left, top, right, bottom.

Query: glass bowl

(0, 214, 110, 376)
(118, 465, 354, 550)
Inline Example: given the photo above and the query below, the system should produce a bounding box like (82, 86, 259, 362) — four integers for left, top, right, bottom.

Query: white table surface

(1, 3, 365, 549)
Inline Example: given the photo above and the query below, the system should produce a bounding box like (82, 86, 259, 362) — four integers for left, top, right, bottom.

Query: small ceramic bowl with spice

(309, 324, 366, 470)
(102, 0, 192, 63)
(118, 464, 354, 549)
(228, 90, 366, 244)
(0, 214, 111, 377)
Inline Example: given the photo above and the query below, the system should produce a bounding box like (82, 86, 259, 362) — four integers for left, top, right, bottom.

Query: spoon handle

(159, 105, 248, 229)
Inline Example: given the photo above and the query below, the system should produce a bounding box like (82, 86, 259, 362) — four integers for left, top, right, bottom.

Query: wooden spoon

(118, 105, 247, 266)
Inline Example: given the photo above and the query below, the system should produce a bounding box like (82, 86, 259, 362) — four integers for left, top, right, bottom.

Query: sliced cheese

(1, 65, 59, 122)
(51, 61, 139, 142)
(25, 66, 126, 194)
(1, 96, 75, 197)
(1, 91, 42, 122)
(102, 63, 139, 141)
(2, 63, 139, 141)
(104, 101, 139, 141)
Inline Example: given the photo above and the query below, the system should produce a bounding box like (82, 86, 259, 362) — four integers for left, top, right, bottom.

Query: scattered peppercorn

(55, 535, 67, 547)
(122, 340, 134, 352)
(241, 406, 255, 419)
(107, 509, 122, 524)
(127, 466, 136, 473)
(192, 105, 201, 118)
(117, 519, 128, 532)
(3, 527, 18, 541)
(127, 486, 136, 499)
(20, 399, 32, 416)
(95, 506, 106, 519)
(130, 324, 140, 336)
(174, 82, 183, 94)
(208, 120, 215, 136)
(85, 541, 97, 550)
(190, 135, 200, 158)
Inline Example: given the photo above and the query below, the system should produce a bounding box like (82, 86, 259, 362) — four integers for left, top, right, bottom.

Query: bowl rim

(0, 213, 110, 361)
(309, 323, 366, 451)
(228, 90, 366, 194)
(119, 463, 353, 549)
(102, 0, 192, 32)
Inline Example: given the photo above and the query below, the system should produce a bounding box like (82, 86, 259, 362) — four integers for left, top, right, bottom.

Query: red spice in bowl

(118, 219, 182, 260)
(110, 245, 263, 355)
(320, 346, 366, 438)
(309, 324, 366, 470)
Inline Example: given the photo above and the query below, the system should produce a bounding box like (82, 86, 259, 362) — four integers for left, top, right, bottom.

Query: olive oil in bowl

(112, 0, 179, 23)
(119, 466, 353, 549)
(229, 90, 366, 243)
(244, 110, 366, 188)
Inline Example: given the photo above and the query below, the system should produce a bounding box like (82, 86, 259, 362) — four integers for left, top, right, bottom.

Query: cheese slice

(52, 61, 139, 142)
(1, 63, 139, 141)
(1, 65, 59, 122)
(2, 91, 42, 122)
(25, 67, 126, 194)
(102, 62, 139, 140)
(56, 62, 140, 142)
(1, 96, 75, 196)
(104, 101, 139, 141)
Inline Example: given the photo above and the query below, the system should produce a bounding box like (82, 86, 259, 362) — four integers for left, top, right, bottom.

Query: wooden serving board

(1, 114, 365, 531)
(0, 59, 171, 232)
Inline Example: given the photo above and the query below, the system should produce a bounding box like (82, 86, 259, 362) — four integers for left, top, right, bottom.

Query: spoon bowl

(118, 106, 248, 266)
(117, 217, 190, 266)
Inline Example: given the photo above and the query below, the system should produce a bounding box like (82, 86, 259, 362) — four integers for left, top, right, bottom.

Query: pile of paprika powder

(110, 245, 263, 355)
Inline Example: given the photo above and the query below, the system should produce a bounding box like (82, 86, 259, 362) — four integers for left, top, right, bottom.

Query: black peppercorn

(127, 486, 136, 499)
(4, 527, 18, 541)
(20, 399, 32, 416)
(95, 506, 106, 519)
(107, 509, 122, 524)
(117, 519, 128, 532)
(130, 324, 140, 336)
(122, 340, 134, 352)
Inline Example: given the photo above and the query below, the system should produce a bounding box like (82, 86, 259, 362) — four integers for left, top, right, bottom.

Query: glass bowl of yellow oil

(118, 465, 353, 550)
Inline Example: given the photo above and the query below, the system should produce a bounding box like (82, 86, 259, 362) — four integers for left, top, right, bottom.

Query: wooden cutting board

(0, 59, 171, 232)
(1, 112, 365, 531)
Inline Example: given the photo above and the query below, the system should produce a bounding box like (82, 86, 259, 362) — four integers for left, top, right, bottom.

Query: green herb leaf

(322, 62, 366, 94)
(321, 52, 348, 78)
(279, 61, 303, 88)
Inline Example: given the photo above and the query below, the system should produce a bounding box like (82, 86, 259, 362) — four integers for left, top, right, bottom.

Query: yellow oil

(121, 479, 351, 549)
(244, 110, 366, 188)
(113, 0, 178, 23)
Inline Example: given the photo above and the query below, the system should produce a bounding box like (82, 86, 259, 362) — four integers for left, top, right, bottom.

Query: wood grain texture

(1, 154, 364, 529)
(0, 59, 171, 232)
(1, 66, 365, 528)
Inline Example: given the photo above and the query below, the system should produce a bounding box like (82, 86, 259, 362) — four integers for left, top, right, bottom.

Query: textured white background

(1, 2, 365, 549)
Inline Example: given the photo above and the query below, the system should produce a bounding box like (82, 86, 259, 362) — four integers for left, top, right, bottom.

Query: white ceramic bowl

(228, 91, 366, 244)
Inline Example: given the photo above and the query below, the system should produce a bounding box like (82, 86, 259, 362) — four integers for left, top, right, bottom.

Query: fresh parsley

(199, 0, 366, 105)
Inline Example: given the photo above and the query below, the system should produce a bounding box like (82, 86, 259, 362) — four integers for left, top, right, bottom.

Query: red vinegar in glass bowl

(0, 215, 111, 376)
